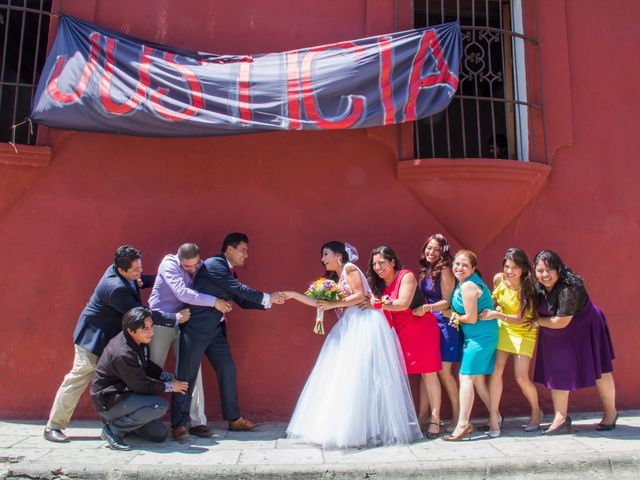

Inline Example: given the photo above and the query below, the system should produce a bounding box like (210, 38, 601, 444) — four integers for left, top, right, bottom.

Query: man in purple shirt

(149, 243, 231, 438)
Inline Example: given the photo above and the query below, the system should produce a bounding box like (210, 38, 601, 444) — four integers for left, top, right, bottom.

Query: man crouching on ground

(91, 307, 188, 450)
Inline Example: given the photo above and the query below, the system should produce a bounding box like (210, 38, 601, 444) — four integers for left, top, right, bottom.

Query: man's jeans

(101, 393, 168, 442)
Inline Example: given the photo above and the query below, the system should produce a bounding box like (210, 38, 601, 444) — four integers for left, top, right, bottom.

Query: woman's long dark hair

(367, 246, 403, 297)
(320, 241, 349, 282)
(502, 248, 536, 318)
(419, 233, 453, 282)
(533, 250, 584, 292)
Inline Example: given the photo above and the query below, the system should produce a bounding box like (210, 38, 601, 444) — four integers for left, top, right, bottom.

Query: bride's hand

(317, 300, 335, 311)
(282, 291, 295, 300)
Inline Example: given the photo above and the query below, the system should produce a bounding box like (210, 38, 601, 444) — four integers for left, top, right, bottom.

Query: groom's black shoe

(228, 416, 258, 431)
(189, 425, 214, 437)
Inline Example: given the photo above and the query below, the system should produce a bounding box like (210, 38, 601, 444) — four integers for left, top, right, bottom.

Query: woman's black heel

(426, 422, 441, 439)
(596, 413, 618, 431)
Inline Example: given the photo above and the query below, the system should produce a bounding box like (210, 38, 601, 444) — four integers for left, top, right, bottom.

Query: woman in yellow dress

(479, 248, 542, 436)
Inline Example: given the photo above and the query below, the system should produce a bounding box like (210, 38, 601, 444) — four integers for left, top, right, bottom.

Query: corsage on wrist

(449, 312, 461, 331)
(374, 295, 392, 310)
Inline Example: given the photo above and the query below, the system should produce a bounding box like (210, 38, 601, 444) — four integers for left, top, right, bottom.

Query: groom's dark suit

(171, 254, 267, 428)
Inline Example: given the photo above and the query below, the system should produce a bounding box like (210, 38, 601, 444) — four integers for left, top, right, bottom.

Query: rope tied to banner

(9, 117, 34, 153)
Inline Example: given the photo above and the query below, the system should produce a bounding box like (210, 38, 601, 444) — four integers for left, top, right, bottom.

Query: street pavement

(1, 410, 639, 479)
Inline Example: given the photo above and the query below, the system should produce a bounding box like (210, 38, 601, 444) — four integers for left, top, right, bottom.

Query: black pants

(171, 321, 239, 428)
(101, 393, 168, 442)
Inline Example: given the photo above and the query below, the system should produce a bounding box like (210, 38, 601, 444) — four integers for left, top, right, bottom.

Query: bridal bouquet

(304, 278, 345, 335)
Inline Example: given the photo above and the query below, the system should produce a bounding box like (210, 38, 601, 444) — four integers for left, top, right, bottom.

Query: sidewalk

(2, 411, 639, 479)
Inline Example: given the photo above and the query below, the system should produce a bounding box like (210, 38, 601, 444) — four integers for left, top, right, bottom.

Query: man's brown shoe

(44, 427, 70, 443)
(228, 416, 258, 431)
(172, 425, 190, 441)
(188, 425, 214, 437)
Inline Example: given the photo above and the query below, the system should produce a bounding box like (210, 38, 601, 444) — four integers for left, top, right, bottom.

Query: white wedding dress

(286, 263, 422, 448)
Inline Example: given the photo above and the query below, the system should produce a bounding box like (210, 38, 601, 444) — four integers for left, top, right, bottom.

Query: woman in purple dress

(413, 234, 461, 433)
(530, 250, 617, 434)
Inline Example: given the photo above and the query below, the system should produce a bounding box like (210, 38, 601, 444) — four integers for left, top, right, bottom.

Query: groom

(171, 232, 285, 440)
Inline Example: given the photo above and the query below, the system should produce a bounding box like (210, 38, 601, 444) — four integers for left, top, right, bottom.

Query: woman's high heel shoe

(542, 416, 572, 435)
(596, 413, 619, 431)
(478, 412, 502, 432)
(487, 413, 502, 438)
(443, 423, 474, 441)
(524, 410, 544, 432)
(426, 422, 441, 440)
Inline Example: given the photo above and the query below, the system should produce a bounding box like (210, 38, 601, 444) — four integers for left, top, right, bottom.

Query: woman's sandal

(443, 423, 474, 441)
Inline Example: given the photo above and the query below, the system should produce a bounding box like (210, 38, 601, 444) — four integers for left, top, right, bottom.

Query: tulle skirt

(286, 306, 422, 449)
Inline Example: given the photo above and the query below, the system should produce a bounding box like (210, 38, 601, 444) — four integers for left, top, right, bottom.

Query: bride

(283, 241, 422, 448)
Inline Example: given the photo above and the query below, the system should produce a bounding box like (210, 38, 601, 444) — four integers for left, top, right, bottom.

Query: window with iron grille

(0, 0, 52, 146)
(414, 0, 544, 162)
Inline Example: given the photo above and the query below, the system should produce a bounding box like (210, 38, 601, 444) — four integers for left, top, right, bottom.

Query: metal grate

(0, 0, 53, 146)
(413, 0, 545, 162)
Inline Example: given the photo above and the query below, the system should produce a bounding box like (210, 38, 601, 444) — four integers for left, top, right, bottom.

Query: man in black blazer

(44, 245, 190, 443)
(91, 307, 189, 451)
(170, 233, 284, 440)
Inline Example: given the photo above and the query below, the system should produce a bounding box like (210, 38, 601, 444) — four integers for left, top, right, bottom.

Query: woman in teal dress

(443, 250, 499, 441)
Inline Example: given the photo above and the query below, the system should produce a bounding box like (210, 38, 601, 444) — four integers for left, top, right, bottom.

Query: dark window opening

(0, 0, 53, 146)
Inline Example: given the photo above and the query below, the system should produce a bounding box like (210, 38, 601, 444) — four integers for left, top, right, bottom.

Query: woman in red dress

(367, 246, 443, 438)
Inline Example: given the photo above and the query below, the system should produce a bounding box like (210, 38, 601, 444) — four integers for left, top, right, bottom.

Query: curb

(4, 451, 640, 480)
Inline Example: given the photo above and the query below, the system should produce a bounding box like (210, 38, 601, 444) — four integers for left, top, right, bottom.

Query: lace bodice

(544, 282, 589, 317)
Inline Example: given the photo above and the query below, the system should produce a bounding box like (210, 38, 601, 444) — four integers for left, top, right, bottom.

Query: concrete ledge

(5, 452, 640, 480)
(2, 412, 639, 480)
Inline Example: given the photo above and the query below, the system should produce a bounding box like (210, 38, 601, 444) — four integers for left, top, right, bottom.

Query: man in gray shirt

(148, 243, 231, 437)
